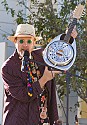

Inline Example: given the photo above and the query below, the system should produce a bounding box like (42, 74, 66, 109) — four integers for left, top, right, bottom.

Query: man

(1, 24, 77, 125)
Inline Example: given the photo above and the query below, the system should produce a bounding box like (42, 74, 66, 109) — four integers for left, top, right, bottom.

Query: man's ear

(14, 37, 17, 43)
(33, 39, 36, 46)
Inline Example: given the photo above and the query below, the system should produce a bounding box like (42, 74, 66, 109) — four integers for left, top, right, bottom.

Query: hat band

(15, 34, 35, 37)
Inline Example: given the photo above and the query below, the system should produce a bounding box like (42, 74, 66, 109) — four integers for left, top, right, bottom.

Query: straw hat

(7, 24, 42, 43)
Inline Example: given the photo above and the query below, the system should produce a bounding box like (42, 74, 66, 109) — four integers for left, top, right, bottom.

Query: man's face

(15, 35, 35, 57)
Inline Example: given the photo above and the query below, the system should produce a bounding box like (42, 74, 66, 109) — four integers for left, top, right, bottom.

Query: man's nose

(23, 41, 28, 46)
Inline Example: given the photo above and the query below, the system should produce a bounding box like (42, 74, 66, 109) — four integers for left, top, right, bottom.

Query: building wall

(0, 42, 7, 125)
(62, 90, 78, 125)
(78, 97, 87, 119)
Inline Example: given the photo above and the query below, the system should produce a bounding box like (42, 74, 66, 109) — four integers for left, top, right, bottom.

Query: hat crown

(15, 24, 35, 36)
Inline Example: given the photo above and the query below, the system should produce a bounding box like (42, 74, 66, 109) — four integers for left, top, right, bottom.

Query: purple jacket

(1, 49, 59, 125)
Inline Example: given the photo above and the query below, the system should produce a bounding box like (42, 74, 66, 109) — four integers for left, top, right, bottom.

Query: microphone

(21, 50, 29, 72)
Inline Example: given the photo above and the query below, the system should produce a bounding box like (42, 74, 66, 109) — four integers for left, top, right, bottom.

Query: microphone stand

(28, 58, 87, 125)
(66, 71, 70, 125)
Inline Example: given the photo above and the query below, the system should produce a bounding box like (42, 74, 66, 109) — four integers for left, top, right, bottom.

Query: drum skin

(43, 34, 76, 71)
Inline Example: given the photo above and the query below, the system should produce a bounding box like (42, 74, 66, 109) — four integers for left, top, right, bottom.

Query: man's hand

(71, 26, 78, 38)
(66, 26, 78, 39)
(39, 67, 62, 89)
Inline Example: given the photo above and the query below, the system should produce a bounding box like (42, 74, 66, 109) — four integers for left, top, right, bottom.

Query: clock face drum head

(47, 40, 74, 66)
(43, 34, 76, 71)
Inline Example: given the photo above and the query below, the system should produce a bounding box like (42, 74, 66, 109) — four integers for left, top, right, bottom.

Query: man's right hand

(39, 67, 62, 89)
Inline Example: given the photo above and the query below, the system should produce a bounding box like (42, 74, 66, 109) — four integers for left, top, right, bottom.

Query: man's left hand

(71, 26, 78, 38)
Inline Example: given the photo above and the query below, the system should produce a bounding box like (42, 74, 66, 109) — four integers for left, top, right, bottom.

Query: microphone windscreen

(24, 50, 29, 57)
(21, 50, 29, 72)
